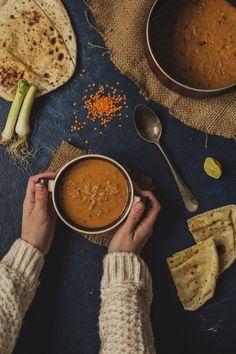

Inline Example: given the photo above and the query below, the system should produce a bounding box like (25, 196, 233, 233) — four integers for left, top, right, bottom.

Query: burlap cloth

(87, 0, 236, 139)
(47, 141, 153, 247)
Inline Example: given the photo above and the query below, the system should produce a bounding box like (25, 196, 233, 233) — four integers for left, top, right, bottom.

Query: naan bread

(0, 0, 76, 101)
(167, 239, 219, 311)
(34, 0, 77, 65)
(188, 205, 236, 273)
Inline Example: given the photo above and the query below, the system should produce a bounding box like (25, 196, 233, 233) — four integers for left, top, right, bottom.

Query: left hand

(21, 172, 57, 255)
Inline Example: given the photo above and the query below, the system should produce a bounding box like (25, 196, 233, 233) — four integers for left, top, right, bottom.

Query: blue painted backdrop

(0, 1, 235, 353)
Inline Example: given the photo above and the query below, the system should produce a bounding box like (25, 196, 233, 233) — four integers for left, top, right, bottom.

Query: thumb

(34, 183, 48, 213)
(124, 201, 145, 234)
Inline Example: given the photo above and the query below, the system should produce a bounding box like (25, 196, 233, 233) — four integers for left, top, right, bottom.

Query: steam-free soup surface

(152, 0, 236, 89)
(59, 159, 129, 228)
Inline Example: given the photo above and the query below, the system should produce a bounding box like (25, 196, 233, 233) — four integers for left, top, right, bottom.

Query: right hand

(108, 190, 161, 254)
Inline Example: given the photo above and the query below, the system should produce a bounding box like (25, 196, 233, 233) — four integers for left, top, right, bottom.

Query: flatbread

(188, 205, 236, 273)
(167, 238, 219, 311)
(34, 0, 77, 65)
(0, 0, 76, 101)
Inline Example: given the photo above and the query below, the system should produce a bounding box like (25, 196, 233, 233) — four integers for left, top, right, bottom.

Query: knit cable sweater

(0, 239, 155, 354)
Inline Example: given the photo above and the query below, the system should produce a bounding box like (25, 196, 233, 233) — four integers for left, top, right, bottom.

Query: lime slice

(204, 157, 222, 179)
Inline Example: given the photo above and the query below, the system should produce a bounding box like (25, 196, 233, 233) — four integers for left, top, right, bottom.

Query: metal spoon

(134, 104, 199, 212)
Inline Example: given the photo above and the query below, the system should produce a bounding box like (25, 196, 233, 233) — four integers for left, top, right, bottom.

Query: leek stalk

(0, 80, 29, 144)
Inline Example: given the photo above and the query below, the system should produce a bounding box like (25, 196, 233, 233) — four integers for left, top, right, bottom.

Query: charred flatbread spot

(58, 53, 64, 61)
(21, 10, 30, 17)
(10, 15, 15, 19)
(69, 35, 72, 40)
(55, 47, 59, 52)
(51, 37, 56, 45)
(0, 66, 23, 87)
(22, 9, 41, 26)
(33, 40, 37, 46)
(3, 42, 6, 47)
(49, 50, 54, 55)
(49, 26, 54, 31)
(44, 73, 50, 78)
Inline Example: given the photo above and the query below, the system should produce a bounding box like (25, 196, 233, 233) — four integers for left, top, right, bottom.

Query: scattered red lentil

(83, 82, 127, 127)
(69, 82, 128, 138)
(79, 68, 86, 78)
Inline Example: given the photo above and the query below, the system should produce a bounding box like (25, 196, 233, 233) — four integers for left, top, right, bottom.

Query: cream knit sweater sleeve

(99, 252, 156, 354)
(0, 239, 44, 354)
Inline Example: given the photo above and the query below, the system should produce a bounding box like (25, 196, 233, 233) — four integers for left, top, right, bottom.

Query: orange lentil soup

(59, 158, 129, 229)
(151, 0, 236, 89)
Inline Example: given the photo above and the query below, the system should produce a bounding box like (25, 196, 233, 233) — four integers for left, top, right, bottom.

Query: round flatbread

(34, 0, 77, 66)
(167, 238, 219, 311)
(0, 0, 76, 101)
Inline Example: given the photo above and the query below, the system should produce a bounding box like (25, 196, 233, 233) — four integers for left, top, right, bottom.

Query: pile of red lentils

(70, 82, 128, 138)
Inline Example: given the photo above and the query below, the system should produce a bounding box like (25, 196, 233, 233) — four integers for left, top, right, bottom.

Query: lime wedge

(204, 157, 222, 179)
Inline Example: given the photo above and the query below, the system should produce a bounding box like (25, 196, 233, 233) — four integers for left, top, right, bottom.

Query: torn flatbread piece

(167, 238, 219, 311)
(188, 205, 236, 273)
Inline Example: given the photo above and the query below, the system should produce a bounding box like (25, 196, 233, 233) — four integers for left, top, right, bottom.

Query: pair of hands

(21, 172, 161, 256)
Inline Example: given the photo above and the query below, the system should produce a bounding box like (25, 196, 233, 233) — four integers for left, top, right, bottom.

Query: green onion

(15, 84, 37, 139)
(0, 80, 29, 144)
(8, 84, 37, 161)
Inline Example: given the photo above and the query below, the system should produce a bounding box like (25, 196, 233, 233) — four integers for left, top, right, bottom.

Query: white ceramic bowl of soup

(46, 155, 139, 234)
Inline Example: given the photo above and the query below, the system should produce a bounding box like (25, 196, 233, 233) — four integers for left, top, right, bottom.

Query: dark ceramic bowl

(145, 0, 236, 98)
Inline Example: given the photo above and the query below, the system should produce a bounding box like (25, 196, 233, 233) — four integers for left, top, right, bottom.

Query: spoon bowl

(134, 104, 162, 144)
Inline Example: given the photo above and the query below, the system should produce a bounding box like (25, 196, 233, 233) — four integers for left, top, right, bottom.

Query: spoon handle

(156, 143, 199, 212)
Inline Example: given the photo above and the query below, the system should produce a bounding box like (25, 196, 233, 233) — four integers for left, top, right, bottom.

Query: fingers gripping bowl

(46, 155, 140, 234)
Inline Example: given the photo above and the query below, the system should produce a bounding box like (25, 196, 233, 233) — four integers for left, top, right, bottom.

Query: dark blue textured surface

(0, 1, 236, 353)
